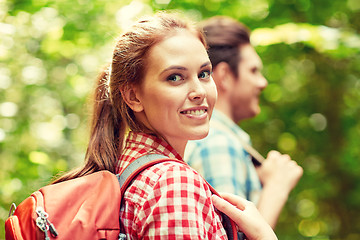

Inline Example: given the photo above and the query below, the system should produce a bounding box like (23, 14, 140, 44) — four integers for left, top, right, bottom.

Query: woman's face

(134, 29, 217, 154)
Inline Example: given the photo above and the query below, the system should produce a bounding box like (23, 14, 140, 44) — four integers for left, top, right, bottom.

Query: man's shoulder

(185, 127, 245, 162)
(211, 125, 243, 146)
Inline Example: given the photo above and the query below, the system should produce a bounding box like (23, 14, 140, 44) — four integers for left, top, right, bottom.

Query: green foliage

(1, 0, 359, 239)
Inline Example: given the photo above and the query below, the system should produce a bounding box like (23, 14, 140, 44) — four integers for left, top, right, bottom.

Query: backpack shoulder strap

(117, 154, 184, 195)
(117, 154, 238, 240)
(207, 183, 238, 240)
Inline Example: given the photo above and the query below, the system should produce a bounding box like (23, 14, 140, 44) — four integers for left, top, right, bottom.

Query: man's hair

(200, 16, 250, 76)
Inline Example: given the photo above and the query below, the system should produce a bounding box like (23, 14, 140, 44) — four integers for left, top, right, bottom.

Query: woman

(54, 12, 276, 239)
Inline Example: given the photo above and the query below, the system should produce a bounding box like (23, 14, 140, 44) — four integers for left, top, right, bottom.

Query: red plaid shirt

(117, 132, 227, 239)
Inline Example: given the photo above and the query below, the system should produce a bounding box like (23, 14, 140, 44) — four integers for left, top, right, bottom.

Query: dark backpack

(5, 154, 238, 240)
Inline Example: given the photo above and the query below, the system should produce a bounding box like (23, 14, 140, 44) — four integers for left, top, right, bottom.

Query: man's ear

(212, 62, 235, 93)
(121, 85, 144, 112)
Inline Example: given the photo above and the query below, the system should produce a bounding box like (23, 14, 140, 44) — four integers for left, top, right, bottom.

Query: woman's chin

(188, 131, 209, 141)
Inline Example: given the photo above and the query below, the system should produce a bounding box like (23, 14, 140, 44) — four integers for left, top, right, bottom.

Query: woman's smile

(180, 106, 208, 119)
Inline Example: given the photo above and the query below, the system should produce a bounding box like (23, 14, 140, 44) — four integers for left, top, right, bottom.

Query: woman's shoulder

(144, 160, 209, 188)
(121, 160, 227, 239)
(125, 160, 211, 203)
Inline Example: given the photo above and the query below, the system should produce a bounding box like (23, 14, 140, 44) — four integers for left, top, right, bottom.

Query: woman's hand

(212, 193, 278, 240)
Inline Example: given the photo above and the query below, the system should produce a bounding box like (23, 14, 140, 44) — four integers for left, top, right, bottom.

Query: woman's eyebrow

(161, 66, 187, 74)
(160, 61, 211, 74)
(201, 61, 212, 68)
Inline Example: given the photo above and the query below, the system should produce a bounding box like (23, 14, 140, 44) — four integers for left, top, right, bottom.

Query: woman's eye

(199, 70, 212, 79)
(167, 74, 183, 82)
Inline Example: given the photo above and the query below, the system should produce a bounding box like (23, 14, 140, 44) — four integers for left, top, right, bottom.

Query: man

(185, 16, 303, 228)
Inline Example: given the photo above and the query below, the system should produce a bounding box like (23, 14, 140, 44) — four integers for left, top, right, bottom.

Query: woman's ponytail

(52, 66, 126, 183)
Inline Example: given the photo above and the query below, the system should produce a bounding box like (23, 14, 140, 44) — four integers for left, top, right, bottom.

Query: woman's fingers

(211, 195, 244, 226)
(217, 192, 247, 210)
(212, 193, 278, 240)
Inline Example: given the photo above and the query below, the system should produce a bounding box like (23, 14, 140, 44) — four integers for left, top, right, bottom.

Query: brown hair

(53, 12, 207, 183)
(199, 16, 250, 76)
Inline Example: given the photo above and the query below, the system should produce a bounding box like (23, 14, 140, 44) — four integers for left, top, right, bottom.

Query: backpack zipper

(36, 207, 58, 239)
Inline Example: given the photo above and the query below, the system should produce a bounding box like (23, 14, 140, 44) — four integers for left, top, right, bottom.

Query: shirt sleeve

(133, 162, 227, 240)
(186, 132, 249, 198)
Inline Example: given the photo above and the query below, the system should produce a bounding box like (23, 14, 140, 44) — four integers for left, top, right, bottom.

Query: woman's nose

(188, 79, 206, 101)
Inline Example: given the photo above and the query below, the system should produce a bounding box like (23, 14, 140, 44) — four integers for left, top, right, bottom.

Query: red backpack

(5, 154, 238, 240)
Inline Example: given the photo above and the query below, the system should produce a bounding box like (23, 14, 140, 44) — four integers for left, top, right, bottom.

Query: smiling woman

(50, 11, 276, 240)
(130, 29, 217, 152)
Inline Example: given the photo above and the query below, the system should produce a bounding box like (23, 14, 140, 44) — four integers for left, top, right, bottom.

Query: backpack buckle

(8, 203, 16, 217)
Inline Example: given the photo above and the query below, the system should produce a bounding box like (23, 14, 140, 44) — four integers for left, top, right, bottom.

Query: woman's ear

(121, 85, 144, 112)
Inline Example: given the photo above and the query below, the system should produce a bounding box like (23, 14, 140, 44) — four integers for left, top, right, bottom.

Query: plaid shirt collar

(211, 109, 250, 143)
(117, 131, 183, 173)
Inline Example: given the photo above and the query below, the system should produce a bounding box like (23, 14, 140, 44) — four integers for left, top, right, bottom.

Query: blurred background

(1, 0, 359, 239)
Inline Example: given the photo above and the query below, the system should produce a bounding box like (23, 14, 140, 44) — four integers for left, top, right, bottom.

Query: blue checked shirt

(185, 110, 262, 204)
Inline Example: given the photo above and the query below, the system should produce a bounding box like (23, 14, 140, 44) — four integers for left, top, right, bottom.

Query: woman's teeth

(182, 109, 206, 115)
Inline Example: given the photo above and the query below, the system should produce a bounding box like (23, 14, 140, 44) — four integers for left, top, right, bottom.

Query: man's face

(229, 44, 268, 122)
